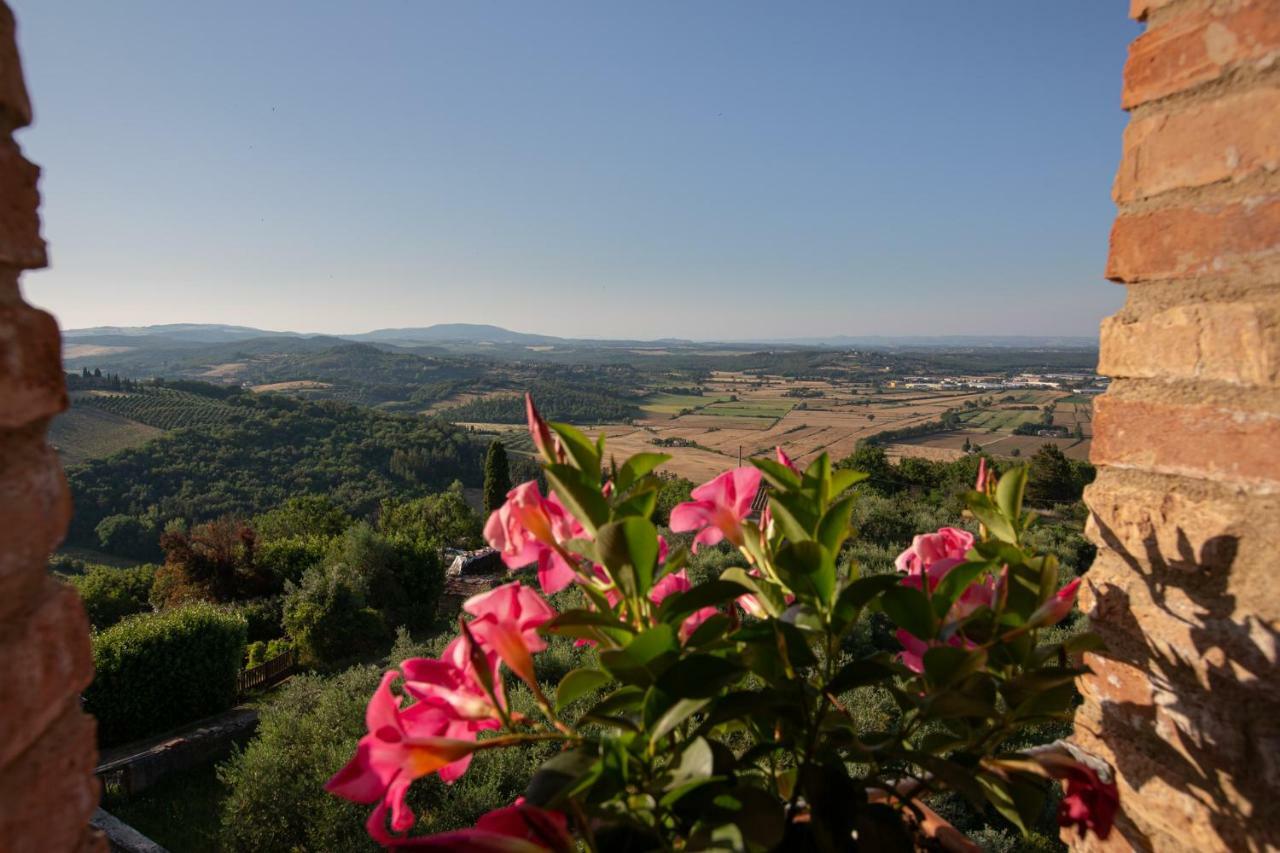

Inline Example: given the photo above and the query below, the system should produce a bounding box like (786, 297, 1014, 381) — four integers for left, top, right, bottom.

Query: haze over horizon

(12, 2, 1135, 339)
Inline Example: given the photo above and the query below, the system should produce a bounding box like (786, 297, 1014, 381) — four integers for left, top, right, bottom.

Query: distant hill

(349, 324, 561, 346)
(63, 323, 305, 343)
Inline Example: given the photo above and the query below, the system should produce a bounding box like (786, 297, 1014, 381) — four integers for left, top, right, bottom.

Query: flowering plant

(328, 395, 1115, 850)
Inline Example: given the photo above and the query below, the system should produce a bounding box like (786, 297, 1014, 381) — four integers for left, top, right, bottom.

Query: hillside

(65, 393, 484, 548)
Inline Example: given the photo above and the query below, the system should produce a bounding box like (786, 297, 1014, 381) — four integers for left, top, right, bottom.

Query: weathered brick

(1123, 0, 1280, 108)
(0, 424, 71, 624)
(1106, 195, 1280, 282)
(0, 294, 68, 428)
(1098, 296, 1280, 386)
(1091, 394, 1280, 487)
(0, 579, 95, 769)
(0, 703, 101, 853)
(1114, 86, 1280, 203)
(0, 0, 31, 131)
(0, 138, 46, 269)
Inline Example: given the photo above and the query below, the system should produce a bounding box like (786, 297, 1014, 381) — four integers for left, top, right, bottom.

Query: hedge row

(85, 602, 247, 746)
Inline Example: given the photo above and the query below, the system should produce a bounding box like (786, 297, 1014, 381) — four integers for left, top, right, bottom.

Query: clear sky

(11, 2, 1137, 340)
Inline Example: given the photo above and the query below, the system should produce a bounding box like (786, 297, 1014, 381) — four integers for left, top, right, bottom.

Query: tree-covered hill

(66, 393, 484, 551)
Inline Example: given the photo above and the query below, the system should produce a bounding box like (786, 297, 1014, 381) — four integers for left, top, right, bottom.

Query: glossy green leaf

(648, 697, 711, 746)
(816, 495, 856, 554)
(656, 654, 745, 699)
(880, 584, 936, 640)
(656, 579, 749, 624)
(616, 452, 670, 493)
(556, 667, 613, 710)
(548, 421, 601, 474)
(544, 463, 609, 533)
(774, 540, 837, 605)
(751, 457, 801, 491)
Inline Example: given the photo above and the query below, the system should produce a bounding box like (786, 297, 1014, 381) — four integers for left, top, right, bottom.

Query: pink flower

(401, 635, 505, 725)
(326, 672, 480, 837)
(590, 566, 712, 643)
(894, 629, 975, 674)
(379, 802, 574, 851)
(736, 568, 794, 619)
(464, 582, 556, 687)
(525, 393, 564, 465)
(484, 481, 584, 594)
(1056, 763, 1119, 841)
(975, 457, 989, 492)
(650, 569, 717, 641)
(894, 527, 974, 580)
(776, 446, 798, 472)
(669, 467, 763, 552)
(1028, 578, 1081, 628)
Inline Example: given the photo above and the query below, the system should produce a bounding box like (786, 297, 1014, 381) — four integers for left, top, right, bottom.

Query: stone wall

(1072, 1, 1280, 850)
(0, 3, 105, 851)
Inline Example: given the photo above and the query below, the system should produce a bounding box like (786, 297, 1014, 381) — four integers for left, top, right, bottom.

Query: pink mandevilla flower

(1056, 763, 1119, 840)
(401, 634, 505, 725)
(524, 393, 563, 465)
(669, 466, 763, 552)
(895, 526, 993, 619)
(380, 802, 575, 851)
(463, 581, 556, 688)
(1028, 577, 1081, 628)
(326, 672, 480, 839)
(775, 445, 798, 472)
(484, 481, 584, 594)
(894, 629, 976, 674)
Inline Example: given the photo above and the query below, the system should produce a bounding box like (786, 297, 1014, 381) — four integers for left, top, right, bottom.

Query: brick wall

(0, 3, 105, 851)
(1072, 1, 1280, 851)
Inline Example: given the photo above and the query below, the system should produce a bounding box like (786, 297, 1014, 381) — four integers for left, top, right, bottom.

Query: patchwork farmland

(463, 371, 1093, 482)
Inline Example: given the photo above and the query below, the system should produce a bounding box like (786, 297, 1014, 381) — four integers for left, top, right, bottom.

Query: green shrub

(218, 653, 556, 852)
(282, 562, 388, 666)
(257, 535, 330, 586)
(65, 564, 157, 629)
(86, 602, 247, 746)
(245, 641, 267, 669)
(232, 596, 284, 643)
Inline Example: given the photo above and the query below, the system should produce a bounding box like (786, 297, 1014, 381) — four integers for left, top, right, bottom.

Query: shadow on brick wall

(1089, 520, 1279, 851)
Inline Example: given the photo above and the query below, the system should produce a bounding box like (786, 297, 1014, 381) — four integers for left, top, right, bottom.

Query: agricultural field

(534, 374, 1094, 481)
(48, 406, 164, 465)
(74, 389, 240, 431)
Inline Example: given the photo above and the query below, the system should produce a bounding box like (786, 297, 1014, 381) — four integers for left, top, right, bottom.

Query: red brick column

(1071, 1, 1280, 850)
(0, 3, 105, 851)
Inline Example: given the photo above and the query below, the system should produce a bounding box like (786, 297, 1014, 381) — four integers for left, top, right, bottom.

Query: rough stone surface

(1078, 0, 1280, 849)
(1098, 294, 1280, 386)
(1123, 0, 1280, 108)
(0, 579, 95, 769)
(0, 4, 100, 851)
(0, 704, 102, 853)
(1114, 85, 1280, 203)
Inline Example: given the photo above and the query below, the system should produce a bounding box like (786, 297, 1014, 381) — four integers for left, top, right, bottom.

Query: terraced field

(48, 406, 164, 465)
(76, 389, 240, 430)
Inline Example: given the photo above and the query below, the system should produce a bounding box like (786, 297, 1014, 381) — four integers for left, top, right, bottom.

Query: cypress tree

(482, 440, 511, 516)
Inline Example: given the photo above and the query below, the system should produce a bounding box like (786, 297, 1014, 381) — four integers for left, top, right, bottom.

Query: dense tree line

(66, 395, 484, 553)
(439, 383, 641, 424)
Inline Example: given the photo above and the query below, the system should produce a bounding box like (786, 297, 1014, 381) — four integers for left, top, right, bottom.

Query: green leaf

(880, 585, 936, 640)
(597, 517, 660, 598)
(816, 495, 856, 554)
(774, 540, 837, 605)
(829, 468, 869, 495)
(683, 613, 731, 647)
(996, 464, 1028, 523)
(542, 608, 635, 638)
(665, 736, 714, 789)
(612, 486, 658, 521)
(802, 453, 832, 505)
(656, 654, 745, 699)
(648, 697, 711, 746)
(835, 573, 900, 622)
(966, 493, 1019, 544)
(656, 579, 749, 624)
(931, 560, 995, 619)
(523, 749, 601, 807)
(548, 421, 601, 474)
(721, 566, 789, 618)
(751, 457, 801, 491)
(616, 452, 671, 492)
(544, 463, 610, 533)
(599, 625, 679, 685)
(827, 657, 897, 694)
(977, 773, 1045, 837)
(922, 645, 985, 686)
(555, 668, 612, 710)
(767, 494, 814, 543)
(585, 685, 645, 718)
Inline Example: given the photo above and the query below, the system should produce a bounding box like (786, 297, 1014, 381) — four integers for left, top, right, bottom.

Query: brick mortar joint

(1113, 168, 1280, 216)
(1125, 48, 1280, 118)
(1113, 277, 1280, 314)
(1104, 376, 1280, 408)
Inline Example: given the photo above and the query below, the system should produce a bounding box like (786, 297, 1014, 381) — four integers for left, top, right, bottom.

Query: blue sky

(11, 2, 1137, 339)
